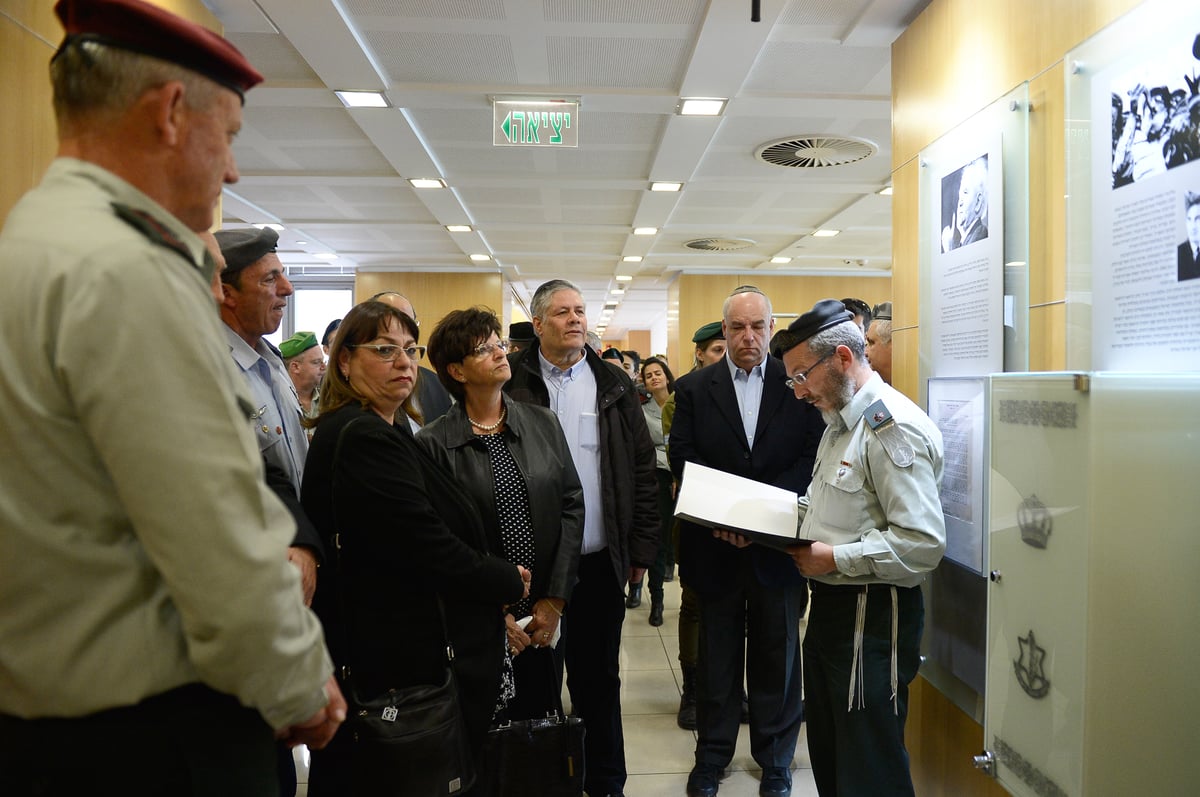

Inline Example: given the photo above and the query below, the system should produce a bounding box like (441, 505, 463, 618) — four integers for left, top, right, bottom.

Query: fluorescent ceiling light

(615, 275, 634, 282)
(633, 227, 658, 235)
(878, 185, 894, 196)
(771, 256, 792, 264)
(679, 98, 727, 116)
(622, 255, 643, 262)
(408, 178, 446, 189)
(253, 223, 284, 231)
(334, 90, 388, 108)
(295, 240, 308, 245)
(603, 302, 618, 308)
(611, 289, 625, 295)
(650, 181, 682, 192)
(812, 229, 840, 237)
(469, 254, 491, 261)
(313, 253, 338, 261)
(445, 225, 472, 233)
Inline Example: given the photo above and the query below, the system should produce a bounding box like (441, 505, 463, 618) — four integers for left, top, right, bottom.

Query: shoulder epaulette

(111, 202, 196, 265)
(864, 398, 914, 467)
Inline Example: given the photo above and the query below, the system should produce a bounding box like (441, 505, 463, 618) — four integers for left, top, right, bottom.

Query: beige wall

(355, 271, 505, 343)
(891, 0, 1147, 792)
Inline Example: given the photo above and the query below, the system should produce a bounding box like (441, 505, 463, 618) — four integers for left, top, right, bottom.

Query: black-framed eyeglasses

(785, 353, 831, 390)
(349, 344, 426, 362)
(469, 338, 511, 358)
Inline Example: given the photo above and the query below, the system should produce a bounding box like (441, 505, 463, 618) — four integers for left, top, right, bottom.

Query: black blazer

(302, 404, 525, 754)
(668, 356, 825, 596)
(415, 365, 453, 423)
(416, 397, 585, 608)
(1179, 241, 1200, 282)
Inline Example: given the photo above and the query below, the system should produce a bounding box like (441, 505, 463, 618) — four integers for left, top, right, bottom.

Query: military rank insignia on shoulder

(864, 399, 914, 468)
(111, 202, 194, 264)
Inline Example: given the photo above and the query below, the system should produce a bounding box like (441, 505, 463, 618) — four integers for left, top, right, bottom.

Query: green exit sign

(493, 100, 578, 147)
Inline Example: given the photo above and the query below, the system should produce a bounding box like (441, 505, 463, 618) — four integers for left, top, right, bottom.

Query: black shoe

(759, 767, 792, 796)
(625, 581, 643, 609)
(677, 666, 697, 730)
(648, 599, 664, 626)
(686, 764, 725, 797)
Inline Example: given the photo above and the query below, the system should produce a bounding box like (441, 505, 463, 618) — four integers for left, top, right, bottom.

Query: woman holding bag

(301, 301, 529, 796)
(418, 306, 584, 723)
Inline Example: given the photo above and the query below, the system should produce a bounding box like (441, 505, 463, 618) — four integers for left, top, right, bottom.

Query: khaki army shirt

(0, 159, 331, 729)
(798, 373, 946, 588)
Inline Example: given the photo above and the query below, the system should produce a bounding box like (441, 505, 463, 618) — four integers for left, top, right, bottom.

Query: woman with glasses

(418, 306, 584, 724)
(301, 301, 530, 796)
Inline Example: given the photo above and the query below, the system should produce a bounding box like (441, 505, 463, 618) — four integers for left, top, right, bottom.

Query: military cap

(786, 299, 855, 343)
(280, 331, 318, 360)
(691, 321, 724, 344)
(53, 0, 263, 100)
(872, 301, 892, 321)
(509, 321, 535, 343)
(214, 227, 279, 275)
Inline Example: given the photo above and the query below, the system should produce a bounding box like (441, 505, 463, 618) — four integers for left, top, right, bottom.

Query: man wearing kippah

(281, 331, 325, 423)
(0, 1, 343, 793)
(774, 299, 945, 796)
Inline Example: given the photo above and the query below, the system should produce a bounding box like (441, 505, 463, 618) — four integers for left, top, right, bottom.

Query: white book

(673, 461, 809, 549)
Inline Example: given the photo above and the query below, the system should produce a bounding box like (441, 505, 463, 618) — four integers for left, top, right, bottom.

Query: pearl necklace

(467, 404, 506, 433)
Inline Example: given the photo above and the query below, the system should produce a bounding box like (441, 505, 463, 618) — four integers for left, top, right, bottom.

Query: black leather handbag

(482, 711, 585, 797)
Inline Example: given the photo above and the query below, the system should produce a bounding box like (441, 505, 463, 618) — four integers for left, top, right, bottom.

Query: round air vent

(684, 237, 756, 251)
(755, 135, 877, 168)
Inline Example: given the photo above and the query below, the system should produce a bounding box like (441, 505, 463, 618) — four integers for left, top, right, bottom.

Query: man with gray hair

(0, 0, 342, 792)
(941, 156, 989, 252)
(505, 278, 659, 797)
(774, 299, 945, 796)
(670, 286, 824, 797)
(865, 301, 893, 385)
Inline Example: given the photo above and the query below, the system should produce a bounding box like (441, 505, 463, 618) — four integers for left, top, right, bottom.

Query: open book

(673, 461, 810, 549)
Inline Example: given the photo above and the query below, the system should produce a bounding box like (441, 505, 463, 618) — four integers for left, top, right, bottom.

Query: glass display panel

(986, 373, 1090, 797)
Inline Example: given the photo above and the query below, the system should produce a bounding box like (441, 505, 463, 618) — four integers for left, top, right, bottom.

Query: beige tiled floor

(295, 572, 818, 796)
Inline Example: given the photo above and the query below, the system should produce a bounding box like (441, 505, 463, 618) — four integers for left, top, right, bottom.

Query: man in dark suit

(1178, 191, 1200, 282)
(370, 291, 454, 422)
(670, 286, 825, 797)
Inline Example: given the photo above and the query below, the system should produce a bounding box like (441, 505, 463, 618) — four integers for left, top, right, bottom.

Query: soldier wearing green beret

(282, 331, 325, 424)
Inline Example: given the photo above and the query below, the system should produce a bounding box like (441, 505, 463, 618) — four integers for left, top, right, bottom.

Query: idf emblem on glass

(1017, 493, 1052, 549)
(1014, 629, 1050, 699)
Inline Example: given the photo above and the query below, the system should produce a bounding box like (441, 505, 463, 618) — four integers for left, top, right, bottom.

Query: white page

(673, 461, 800, 546)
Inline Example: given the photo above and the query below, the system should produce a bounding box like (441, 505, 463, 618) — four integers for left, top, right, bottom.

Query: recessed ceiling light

(634, 227, 658, 235)
(771, 256, 792, 264)
(611, 288, 625, 295)
(469, 254, 491, 261)
(878, 185, 894, 196)
(604, 302, 618, 308)
(812, 229, 840, 238)
(650, 181, 683, 192)
(295, 240, 308, 245)
(314, 253, 338, 261)
(408, 178, 446, 189)
(678, 97, 727, 116)
(253, 223, 284, 231)
(615, 275, 634, 282)
(622, 255, 643, 262)
(445, 225, 472, 233)
(334, 90, 389, 108)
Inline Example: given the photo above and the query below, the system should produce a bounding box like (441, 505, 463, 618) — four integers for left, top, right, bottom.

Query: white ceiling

(205, 0, 930, 337)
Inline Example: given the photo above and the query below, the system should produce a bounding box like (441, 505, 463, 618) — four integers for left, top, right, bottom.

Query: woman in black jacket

(419, 306, 584, 721)
(302, 301, 528, 796)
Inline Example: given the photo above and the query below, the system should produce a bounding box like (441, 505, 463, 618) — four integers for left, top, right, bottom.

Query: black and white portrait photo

(1180, 191, 1200, 281)
(940, 155, 989, 253)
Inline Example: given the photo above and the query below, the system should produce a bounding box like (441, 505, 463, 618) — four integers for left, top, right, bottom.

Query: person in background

(508, 320, 537, 354)
(671, 287, 825, 797)
(585, 329, 603, 355)
(601, 346, 626, 370)
(282, 331, 325, 423)
(369, 291, 454, 425)
(419, 307, 584, 728)
(321, 317, 341, 356)
(663, 320, 727, 730)
(504, 279, 659, 797)
(865, 302, 893, 385)
(0, 1, 343, 793)
(639, 356, 677, 627)
(841, 298, 872, 335)
(302, 301, 529, 796)
(775, 299, 945, 797)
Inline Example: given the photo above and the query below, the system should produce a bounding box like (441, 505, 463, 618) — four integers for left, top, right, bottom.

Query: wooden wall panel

(354, 272, 504, 344)
(907, 677, 1009, 797)
(890, 326, 919, 403)
(891, 159, 920, 330)
(1029, 302, 1067, 372)
(1028, 65, 1068, 307)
